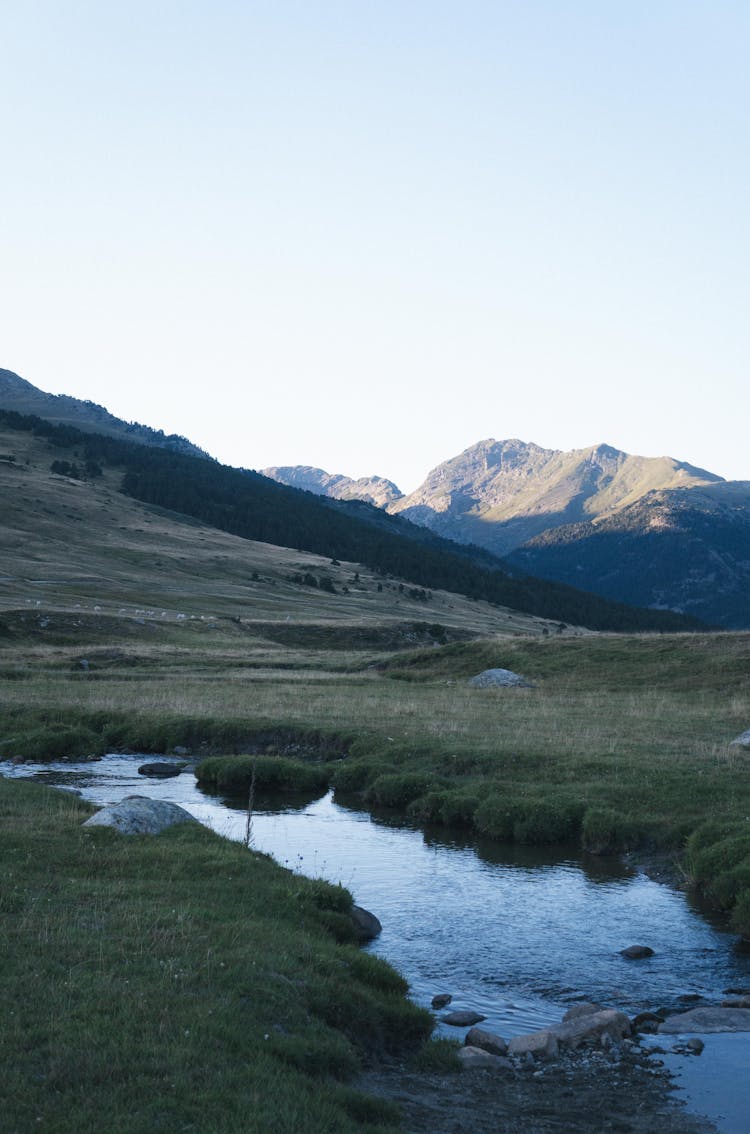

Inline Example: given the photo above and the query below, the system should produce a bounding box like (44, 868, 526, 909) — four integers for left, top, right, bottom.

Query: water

(4, 754, 750, 1132)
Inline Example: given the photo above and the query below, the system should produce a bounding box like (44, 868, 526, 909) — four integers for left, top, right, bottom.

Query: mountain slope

(0, 368, 207, 458)
(507, 482, 750, 629)
(0, 405, 702, 633)
(386, 438, 723, 556)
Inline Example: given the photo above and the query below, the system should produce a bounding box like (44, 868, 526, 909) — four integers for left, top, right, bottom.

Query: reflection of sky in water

(4, 755, 750, 1132)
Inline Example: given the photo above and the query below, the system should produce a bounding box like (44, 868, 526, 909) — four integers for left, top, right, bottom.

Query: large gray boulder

(730, 728, 750, 750)
(658, 1007, 750, 1033)
(83, 796, 198, 835)
(468, 668, 532, 689)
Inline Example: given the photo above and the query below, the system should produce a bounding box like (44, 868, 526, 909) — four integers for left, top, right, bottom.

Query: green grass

(2, 617, 750, 932)
(0, 777, 432, 1134)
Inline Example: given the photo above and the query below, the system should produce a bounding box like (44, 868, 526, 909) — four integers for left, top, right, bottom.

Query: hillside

(270, 440, 750, 628)
(0, 406, 702, 633)
(0, 368, 208, 458)
(507, 482, 750, 629)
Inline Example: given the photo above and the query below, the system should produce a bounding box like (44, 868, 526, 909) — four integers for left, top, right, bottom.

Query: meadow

(2, 614, 749, 932)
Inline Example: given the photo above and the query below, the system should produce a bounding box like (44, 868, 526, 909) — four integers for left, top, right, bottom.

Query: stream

(3, 753, 750, 1133)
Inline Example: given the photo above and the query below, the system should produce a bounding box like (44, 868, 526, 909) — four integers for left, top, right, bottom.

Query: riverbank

(1, 772, 729, 1134)
(360, 1049, 716, 1134)
(0, 777, 434, 1133)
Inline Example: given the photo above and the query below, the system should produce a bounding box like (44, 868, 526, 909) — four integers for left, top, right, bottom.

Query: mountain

(0, 398, 701, 633)
(0, 368, 208, 459)
(262, 465, 403, 508)
(269, 439, 750, 627)
(507, 481, 750, 629)
(386, 438, 723, 556)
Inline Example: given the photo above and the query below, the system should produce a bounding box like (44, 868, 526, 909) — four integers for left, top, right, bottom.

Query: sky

(1, 1, 748, 492)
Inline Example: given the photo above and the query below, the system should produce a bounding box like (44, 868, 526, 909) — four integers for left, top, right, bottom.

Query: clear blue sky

(2, 1, 748, 491)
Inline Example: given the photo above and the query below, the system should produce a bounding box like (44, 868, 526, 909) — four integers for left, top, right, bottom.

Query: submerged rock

(431, 993, 452, 1009)
(442, 1010, 487, 1027)
(83, 796, 197, 836)
(658, 1007, 750, 1033)
(138, 762, 183, 778)
(562, 1002, 605, 1022)
(468, 668, 532, 689)
(620, 945, 654, 959)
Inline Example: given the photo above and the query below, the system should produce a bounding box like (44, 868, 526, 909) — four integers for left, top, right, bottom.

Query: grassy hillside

(0, 408, 703, 632)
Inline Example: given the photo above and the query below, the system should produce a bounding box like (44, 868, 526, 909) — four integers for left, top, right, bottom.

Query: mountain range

(0, 368, 701, 634)
(264, 439, 750, 629)
(1, 367, 747, 628)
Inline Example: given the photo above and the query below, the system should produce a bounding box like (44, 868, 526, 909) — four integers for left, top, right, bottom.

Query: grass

(2, 624, 750, 933)
(0, 777, 432, 1134)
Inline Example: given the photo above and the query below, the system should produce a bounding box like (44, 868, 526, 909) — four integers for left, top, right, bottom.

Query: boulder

(658, 1007, 750, 1033)
(562, 1002, 605, 1022)
(442, 1010, 487, 1027)
(551, 1008, 631, 1048)
(507, 1029, 559, 1059)
(82, 796, 197, 836)
(138, 762, 183, 778)
(464, 1026, 508, 1056)
(468, 668, 532, 689)
(632, 1011, 665, 1033)
(458, 1046, 513, 1070)
(730, 728, 750, 750)
(620, 945, 654, 959)
(431, 993, 452, 1009)
(350, 905, 382, 942)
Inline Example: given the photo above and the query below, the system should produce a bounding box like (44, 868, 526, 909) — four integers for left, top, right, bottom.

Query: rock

(350, 905, 382, 942)
(464, 1026, 508, 1056)
(173, 746, 190, 756)
(82, 796, 197, 836)
(442, 1010, 487, 1027)
(508, 1029, 559, 1059)
(722, 996, 750, 1008)
(562, 1002, 605, 1022)
(458, 1046, 513, 1070)
(730, 728, 750, 749)
(137, 762, 183, 778)
(686, 1038, 705, 1054)
(632, 1011, 665, 1033)
(551, 1009, 631, 1049)
(658, 1007, 750, 1033)
(431, 993, 452, 1009)
(620, 945, 654, 959)
(468, 668, 532, 689)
